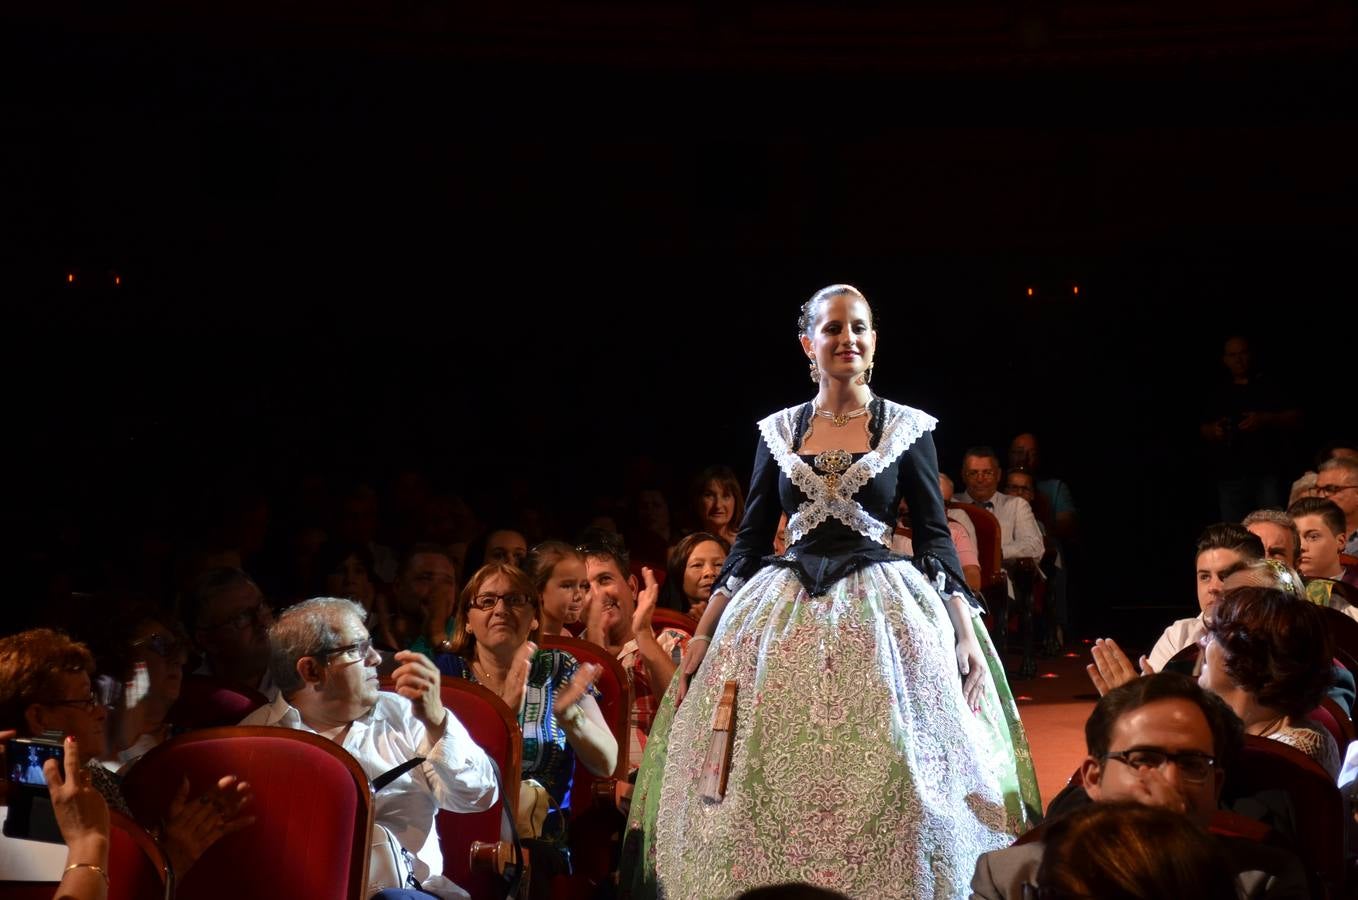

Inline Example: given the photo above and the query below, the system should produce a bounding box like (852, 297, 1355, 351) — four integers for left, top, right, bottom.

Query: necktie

(980, 500, 994, 510)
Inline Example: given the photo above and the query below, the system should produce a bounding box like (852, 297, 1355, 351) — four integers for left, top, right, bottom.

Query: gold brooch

(813, 448, 853, 491)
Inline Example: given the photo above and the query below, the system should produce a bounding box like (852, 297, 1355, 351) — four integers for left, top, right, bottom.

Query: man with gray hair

(1241, 509, 1300, 570)
(240, 597, 497, 900)
(1315, 456, 1358, 556)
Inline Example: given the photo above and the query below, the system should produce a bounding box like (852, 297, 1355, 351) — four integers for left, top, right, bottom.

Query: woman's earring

(808, 358, 821, 383)
(855, 364, 874, 386)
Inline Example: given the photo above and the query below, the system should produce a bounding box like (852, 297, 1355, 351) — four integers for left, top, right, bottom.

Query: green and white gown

(622, 399, 1040, 900)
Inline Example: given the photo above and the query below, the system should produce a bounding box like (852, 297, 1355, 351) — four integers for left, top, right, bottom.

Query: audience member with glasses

(1314, 455, 1358, 556)
(243, 595, 498, 900)
(0, 628, 255, 882)
(184, 567, 275, 697)
(971, 673, 1308, 900)
(96, 613, 191, 774)
(433, 563, 617, 838)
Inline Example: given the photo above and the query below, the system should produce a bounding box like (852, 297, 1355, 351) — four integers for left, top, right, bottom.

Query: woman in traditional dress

(623, 284, 1040, 900)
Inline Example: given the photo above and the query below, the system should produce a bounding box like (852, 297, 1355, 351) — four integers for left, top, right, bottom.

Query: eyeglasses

(313, 638, 376, 664)
(469, 593, 533, 612)
(42, 692, 101, 713)
(133, 633, 188, 660)
(1104, 747, 1217, 783)
(205, 601, 270, 632)
(1315, 484, 1358, 497)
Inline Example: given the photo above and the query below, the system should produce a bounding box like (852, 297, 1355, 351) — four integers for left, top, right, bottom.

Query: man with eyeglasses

(241, 596, 496, 900)
(971, 673, 1308, 900)
(186, 567, 276, 698)
(1314, 456, 1358, 557)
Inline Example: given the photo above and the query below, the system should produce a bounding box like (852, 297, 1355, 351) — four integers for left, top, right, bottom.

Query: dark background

(4, 1, 1356, 645)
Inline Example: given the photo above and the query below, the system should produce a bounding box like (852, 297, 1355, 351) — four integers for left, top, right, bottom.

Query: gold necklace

(813, 403, 870, 427)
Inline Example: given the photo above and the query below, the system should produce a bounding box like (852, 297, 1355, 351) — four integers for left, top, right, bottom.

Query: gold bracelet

(63, 862, 110, 885)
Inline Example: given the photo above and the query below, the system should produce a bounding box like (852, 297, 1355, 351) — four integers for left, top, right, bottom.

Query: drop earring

(808, 358, 821, 383)
(855, 363, 874, 386)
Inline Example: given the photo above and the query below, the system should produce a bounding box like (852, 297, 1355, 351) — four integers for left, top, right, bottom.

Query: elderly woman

(0, 628, 253, 879)
(524, 541, 589, 637)
(1200, 585, 1339, 777)
(433, 563, 617, 830)
(659, 532, 729, 618)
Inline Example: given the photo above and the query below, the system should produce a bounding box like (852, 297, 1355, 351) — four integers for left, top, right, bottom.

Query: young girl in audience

(525, 541, 589, 637)
(1200, 585, 1340, 777)
(624, 284, 1038, 899)
(659, 532, 728, 618)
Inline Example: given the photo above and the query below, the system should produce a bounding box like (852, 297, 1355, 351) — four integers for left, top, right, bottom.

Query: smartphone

(3, 733, 67, 843)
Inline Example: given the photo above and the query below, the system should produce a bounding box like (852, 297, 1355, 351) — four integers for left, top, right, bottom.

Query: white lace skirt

(645, 558, 1037, 900)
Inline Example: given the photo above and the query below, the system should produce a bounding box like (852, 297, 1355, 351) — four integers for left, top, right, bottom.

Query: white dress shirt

(955, 491, 1045, 562)
(240, 691, 498, 900)
(1146, 615, 1207, 673)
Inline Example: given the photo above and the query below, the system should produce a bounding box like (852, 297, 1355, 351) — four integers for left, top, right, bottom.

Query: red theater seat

(120, 726, 371, 900)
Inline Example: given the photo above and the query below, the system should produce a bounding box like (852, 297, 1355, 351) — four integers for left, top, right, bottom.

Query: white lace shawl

(757, 400, 938, 548)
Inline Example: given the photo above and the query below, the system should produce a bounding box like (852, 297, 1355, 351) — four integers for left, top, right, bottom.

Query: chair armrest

(469, 839, 514, 875)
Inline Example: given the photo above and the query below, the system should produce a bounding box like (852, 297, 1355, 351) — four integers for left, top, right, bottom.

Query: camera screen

(8, 741, 64, 787)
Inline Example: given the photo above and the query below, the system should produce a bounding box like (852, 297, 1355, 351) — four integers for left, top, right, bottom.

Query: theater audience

(241, 596, 497, 900)
(525, 541, 589, 636)
(1007, 432, 1078, 542)
(433, 563, 617, 823)
(892, 498, 981, 593)
(184, 567, 275, 696)
(659, 532, 729, 618)
(1243, 509, 1300, 569)
(1200, 587, 1339, 777)
(315, 541, 397, 649)
(687, 465, 744, 548)
(956, 446, 1044, 595)
(0, 629, 253, 880)
(972, 673, 1308, 899)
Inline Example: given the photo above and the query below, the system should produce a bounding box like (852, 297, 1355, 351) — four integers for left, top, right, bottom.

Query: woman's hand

(161, 774, 254, 877)
(501, 641, 536, 714)
(1086, 638, 1152, 696)
(955, 633, 986, 712)
(552, 663, 601, 718)
(677, 637, 709, 705)
(44, 736, 110, 861)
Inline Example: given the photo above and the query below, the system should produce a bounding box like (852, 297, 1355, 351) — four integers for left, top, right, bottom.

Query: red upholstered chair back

(1229, 735, 1345, 896)
(538, 634, 632, 899)
(1310, 698, 1354, 756)
(119, 726, 371, 900)
(108, 809, 170, 900)
(431, 679, 521, 900)
(166, 674, 268, 730)
(948, 503, 1003, 589)
(1341, 554, 1358, 568)
(1319, 606, 1358, 675)
(650, 609, 697, 637)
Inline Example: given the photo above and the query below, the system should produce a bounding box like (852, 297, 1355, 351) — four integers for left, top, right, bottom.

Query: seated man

(579, 530, 688, 775)
(1288, 496, 1358, 590)
(186, 567, 276, 698)
(971, 673, 1309, 900)
(391, 543, 461, 653)
(956, 446, 1044, 590)
(1314, 456, 1358, 556)
(1143, 524, 1263, 673)
(240, 597, 497, 900)
(1243, 509, 1300, 570)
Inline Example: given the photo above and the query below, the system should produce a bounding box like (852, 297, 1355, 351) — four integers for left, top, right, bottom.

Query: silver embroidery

(756, 400, 938, 548)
